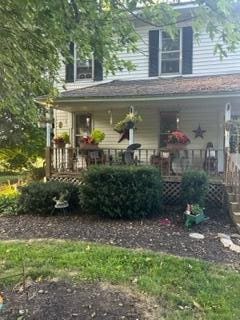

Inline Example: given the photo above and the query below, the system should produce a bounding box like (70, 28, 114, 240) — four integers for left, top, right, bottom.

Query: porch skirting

(47, 175, 225, 208)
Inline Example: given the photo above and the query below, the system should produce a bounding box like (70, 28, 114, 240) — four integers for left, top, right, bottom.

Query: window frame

(159, 28, 183, 75)
(74, 44, 94, 82)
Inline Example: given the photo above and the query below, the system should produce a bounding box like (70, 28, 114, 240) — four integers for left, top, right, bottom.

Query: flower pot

(79, 142, 99, 150)
(54, 142, 66, 149)
(166, 144, 187, 151)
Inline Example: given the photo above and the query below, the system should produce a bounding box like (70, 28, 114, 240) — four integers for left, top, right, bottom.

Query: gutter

(44, 92, 240, 105)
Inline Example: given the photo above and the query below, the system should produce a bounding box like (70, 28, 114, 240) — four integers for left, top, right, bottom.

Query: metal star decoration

(193, 124, 206, 139)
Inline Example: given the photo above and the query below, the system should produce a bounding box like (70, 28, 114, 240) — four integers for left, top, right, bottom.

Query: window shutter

(94, 59, 103, 81)
(182, 27, 193, 75)
(149, 30, 159, 77)
(65, 42, 74, 83)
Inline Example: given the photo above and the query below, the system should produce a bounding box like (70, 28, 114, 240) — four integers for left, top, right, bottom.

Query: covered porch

(40, 75, 240, 181)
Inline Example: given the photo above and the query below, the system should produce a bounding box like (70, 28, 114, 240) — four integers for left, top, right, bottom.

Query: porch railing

(46, 146, 224, 179)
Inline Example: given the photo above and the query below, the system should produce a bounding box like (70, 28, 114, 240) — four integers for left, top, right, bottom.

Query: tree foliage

(1, 0, 240, 113)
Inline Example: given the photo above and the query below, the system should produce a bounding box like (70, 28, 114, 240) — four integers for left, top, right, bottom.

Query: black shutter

(182, 27, 193, 75)
(149, 30, 159, 77)
(65, 42, 74, 83)
(94, 59, 103, 81)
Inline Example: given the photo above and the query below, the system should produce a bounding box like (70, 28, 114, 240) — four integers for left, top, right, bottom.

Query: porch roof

(58, 74, 240, 101)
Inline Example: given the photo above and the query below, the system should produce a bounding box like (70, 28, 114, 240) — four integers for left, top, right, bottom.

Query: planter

(166, 144, 187, 151)
(184, 211, 209, 228)
(79, 142, 99, 150)
(54, 142, 66, 149)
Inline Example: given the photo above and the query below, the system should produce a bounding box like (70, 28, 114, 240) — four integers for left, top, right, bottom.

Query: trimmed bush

(80, 166, 162, 219)
(181, 170, 209, 207)
(18, 181, 80, 214)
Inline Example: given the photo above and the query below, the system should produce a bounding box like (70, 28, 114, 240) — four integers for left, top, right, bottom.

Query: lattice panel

(47, 176, 83, 185)
(163, 181, 224, 207)
(207, 183, 225, 207)
(163, 181, 181, 205)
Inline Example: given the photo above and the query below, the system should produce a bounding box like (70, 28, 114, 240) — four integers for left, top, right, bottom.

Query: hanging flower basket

(114, 111, 142, 134)
(167, 130, 190, 150)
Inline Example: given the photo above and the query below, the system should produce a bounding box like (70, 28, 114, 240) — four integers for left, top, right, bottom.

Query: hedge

(80, 166, 163, 219)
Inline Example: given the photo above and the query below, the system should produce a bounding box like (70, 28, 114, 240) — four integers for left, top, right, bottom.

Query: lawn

(0, 240, 239, 319)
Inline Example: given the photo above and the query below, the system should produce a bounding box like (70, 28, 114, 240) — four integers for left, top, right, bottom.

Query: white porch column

(129, 106, 134, 146)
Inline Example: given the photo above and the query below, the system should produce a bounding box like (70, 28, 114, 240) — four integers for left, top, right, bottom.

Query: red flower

(168, 130, 190, 145)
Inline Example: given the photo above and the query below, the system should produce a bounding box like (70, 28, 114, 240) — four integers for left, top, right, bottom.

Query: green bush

(0, 194, 19, 215)
(28, 166, 45, 181)
(80, 166, 162, 219)
(18, 181, 80, 214)
(181, 170, 209, 207)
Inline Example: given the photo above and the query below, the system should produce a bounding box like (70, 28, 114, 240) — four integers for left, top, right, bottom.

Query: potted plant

(53, 133, 70, 148)
(79, 129, 105, 150)
(167, 129, 190, 150)
(184, 204, 209, 228)
(114, 111, 142, 134)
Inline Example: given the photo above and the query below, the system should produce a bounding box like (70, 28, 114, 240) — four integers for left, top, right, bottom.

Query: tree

(1, 0, 240, 122)
(0, 108, 45, 170)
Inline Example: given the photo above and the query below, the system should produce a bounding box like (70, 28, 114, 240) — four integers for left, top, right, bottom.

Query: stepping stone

(220, 238, 233, 248)
(189, 233, 205, 240)
(217, 233, 231, 240)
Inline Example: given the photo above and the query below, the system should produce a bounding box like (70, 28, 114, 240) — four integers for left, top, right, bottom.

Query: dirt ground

(0, 208, 239, 266)
(0, 281, 161, 320)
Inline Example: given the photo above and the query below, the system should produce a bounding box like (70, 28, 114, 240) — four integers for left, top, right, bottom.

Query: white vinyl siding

(193, 32, 240, 75)
(57, 26, 240, 88)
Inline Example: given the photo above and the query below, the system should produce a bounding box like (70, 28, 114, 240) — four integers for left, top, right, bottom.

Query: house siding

(57, 26, 240, 90)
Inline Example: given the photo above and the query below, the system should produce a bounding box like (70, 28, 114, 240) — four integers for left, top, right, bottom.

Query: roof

(58, 74, 240, 100)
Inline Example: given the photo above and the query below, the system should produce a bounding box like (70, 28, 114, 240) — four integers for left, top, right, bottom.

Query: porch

(45, 146, 224, 182)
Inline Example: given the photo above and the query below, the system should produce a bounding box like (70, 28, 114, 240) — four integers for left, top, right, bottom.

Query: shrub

(181, 170, 209, 207)
(28, 166, 45, 181)
(80, 166, 162, 219)
(18, 181, 80, 214)
(0, 194, 19, 215)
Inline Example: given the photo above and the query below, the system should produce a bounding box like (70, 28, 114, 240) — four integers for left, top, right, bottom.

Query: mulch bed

(1, 280, 160, 320)
(0, 208, 239, 266)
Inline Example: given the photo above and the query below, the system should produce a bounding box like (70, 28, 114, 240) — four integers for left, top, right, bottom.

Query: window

(160, 30, 181, 74)
(75, 113, 92, 146)
(75, 45, 93, 81)
(75, 59, 93, 80)
(160, 112, 178, 147)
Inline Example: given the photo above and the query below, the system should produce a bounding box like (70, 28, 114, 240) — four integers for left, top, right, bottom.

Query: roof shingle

(60, 74, 240, 99)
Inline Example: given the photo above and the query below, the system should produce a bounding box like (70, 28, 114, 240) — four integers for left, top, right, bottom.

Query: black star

(193, 124, 206, 139)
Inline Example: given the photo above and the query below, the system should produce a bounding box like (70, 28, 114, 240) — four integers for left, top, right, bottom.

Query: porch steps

(232, 212, 240, 224)
(227, 193, 240, 232)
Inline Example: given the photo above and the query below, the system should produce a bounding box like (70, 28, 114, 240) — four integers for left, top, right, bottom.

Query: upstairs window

(161, 30, 181, 74)
(149, 27, 192, 77)
(75, 47, 93, 81)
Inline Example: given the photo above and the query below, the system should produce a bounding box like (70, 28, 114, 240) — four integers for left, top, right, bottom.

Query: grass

(0, 240, 239, 319)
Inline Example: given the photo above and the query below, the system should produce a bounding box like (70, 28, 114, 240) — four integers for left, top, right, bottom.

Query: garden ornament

(52, 191, 69, 215)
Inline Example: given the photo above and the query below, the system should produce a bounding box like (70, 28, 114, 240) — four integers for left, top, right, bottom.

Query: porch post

(45, 107, 52, 177)
(129, 106, 134, 145)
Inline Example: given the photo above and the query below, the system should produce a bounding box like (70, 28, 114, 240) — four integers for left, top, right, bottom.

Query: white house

(40, 0, 240, 178)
